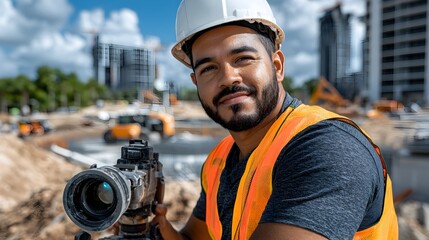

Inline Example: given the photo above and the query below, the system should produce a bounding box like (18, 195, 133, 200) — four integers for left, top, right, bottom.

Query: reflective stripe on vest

(201, 104, 398, 240)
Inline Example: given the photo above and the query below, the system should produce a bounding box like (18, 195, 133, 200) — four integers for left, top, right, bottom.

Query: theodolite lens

(97, 181, 114, 204)
(63, 166, 131, 232)
(80, 179, 116, 216)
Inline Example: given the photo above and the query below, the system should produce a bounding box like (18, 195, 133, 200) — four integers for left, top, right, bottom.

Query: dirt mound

(0, 134, 199, 239)
(0, 180, 199, 240)
(0, 188, 80, 240)
(0, 134, 82, 211)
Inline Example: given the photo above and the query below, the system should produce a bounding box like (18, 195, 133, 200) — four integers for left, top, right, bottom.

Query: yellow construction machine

(103, 110, 175, 144)
(309, 77, 350, 107)
(366, 99, 404, 119)
(17, 118, 52, 138)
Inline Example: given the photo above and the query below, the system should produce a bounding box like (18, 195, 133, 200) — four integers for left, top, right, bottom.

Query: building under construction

(92, 36, 156, 98)
(319, 2, 362, 101)
(364, 0, 429, 105)
(319, 3, 351, 87)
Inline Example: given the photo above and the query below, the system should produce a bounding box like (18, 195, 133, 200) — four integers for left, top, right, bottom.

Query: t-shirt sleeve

(260, 120, 384, 240)
(192, 184, 207, 221)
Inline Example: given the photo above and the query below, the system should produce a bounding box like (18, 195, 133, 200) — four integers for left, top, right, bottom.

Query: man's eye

(200, 65, 216, 74)
(236, 56, 252, 63)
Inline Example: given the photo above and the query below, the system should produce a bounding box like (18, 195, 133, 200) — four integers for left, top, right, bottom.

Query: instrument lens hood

(63, 167, 130, 232)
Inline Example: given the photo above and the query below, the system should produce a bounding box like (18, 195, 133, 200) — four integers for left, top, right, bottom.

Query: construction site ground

(0, 101, 429, 239)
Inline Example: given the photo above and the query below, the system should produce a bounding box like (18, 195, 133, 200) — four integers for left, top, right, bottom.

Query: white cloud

(0, 2, 149, 82)
(76, 8, 145, 48)
(0, 0, 366, 89)
(269, 0, 324, 85)
(0, 0, 42, 45)
(0, 0, 72, 45)
(15, 0, 72, 24)
(350, 16, 365, 72)
(14, 33, 85, 55)
(0, 0, 86, 79)
(12, 32, 92, 80)
(285, 51, 318, 86)
(144, 36, 162, 51)
(345, 0, 366, 72)
(342, 0, 365, 16)
(156, 44, 194, 88)
(0, 49, 18, 76)
(75, 9, 104, 34)
(104, 9, 139, 33)
(269, 0, 365, 86)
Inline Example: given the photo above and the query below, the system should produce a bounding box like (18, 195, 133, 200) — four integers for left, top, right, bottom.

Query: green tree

(56, 71, 84, 108)
(34, 66, 58, 112)
(85, 78, 109, 103)
(13, 75, 36, 108)
(282, 76, 295, 96)
(180, 87, 199, 101)
(0, 75, 37, 113)
(0, 78, 14, 113)
(122, 89, 138, 103)
(303, 78, 319, 96)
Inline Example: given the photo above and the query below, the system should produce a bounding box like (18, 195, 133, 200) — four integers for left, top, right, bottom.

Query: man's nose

(218, 63, 242, 87)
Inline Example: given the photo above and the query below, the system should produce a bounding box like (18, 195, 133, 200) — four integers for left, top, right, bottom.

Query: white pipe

(50, 144, 108, 169)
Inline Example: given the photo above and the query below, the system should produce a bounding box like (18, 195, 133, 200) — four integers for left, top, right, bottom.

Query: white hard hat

(171, 0, 285, 68)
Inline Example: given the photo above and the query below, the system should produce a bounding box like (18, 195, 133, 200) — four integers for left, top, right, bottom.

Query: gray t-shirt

(192, 99, 385, 240)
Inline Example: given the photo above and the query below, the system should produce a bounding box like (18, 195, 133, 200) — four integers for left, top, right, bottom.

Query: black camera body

(63, 139, 164, 240)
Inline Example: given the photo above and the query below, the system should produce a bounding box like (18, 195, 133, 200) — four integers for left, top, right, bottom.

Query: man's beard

(198, 69, 279, 132)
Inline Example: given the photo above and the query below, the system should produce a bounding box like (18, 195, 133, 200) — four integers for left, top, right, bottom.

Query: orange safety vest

(201, 104, 398, 240)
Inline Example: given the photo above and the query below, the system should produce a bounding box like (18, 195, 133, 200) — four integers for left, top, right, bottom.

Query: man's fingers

(152, 204, 168, 228)
(155, 203, 168, 216)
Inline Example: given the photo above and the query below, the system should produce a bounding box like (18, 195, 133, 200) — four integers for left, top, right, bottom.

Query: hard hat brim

(171, 18, 284, 68)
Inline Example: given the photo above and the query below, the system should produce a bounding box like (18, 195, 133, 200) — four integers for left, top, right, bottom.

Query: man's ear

(190, 72, 197, 85)
(272, 50, 285, 83)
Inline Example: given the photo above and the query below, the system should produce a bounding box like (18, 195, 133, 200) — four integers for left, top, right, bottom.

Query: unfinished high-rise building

(319, 3, 361, 100)
(363, 0, 429, 105)
(92, 36, 156, 99)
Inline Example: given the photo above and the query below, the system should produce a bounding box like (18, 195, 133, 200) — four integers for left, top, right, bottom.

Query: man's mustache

(213, 85, 256, 106)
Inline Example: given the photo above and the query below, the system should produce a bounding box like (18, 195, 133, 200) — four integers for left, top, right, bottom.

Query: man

(152, 0, 398, 239)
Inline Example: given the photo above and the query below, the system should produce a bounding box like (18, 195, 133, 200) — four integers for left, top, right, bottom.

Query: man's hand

(151, 204, 211, 240)
(151, 204, 184, 240)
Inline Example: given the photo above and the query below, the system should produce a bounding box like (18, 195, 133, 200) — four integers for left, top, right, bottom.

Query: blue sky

(68, 0, 180, 45)
(0, 0, 365, 88)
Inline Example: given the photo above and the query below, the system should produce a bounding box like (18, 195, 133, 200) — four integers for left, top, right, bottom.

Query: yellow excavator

(310, 77, 404, 119)
(310, 77, 349, 106)
(308, 77, 362, 117)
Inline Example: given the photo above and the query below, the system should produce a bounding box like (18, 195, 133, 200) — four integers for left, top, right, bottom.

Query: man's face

(190, 25, 281, 132)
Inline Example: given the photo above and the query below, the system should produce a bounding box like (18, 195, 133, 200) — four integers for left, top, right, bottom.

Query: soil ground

(0, 102, 209, 240)
(0, 101, 428, 239)
(0, 132, 202, 240)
